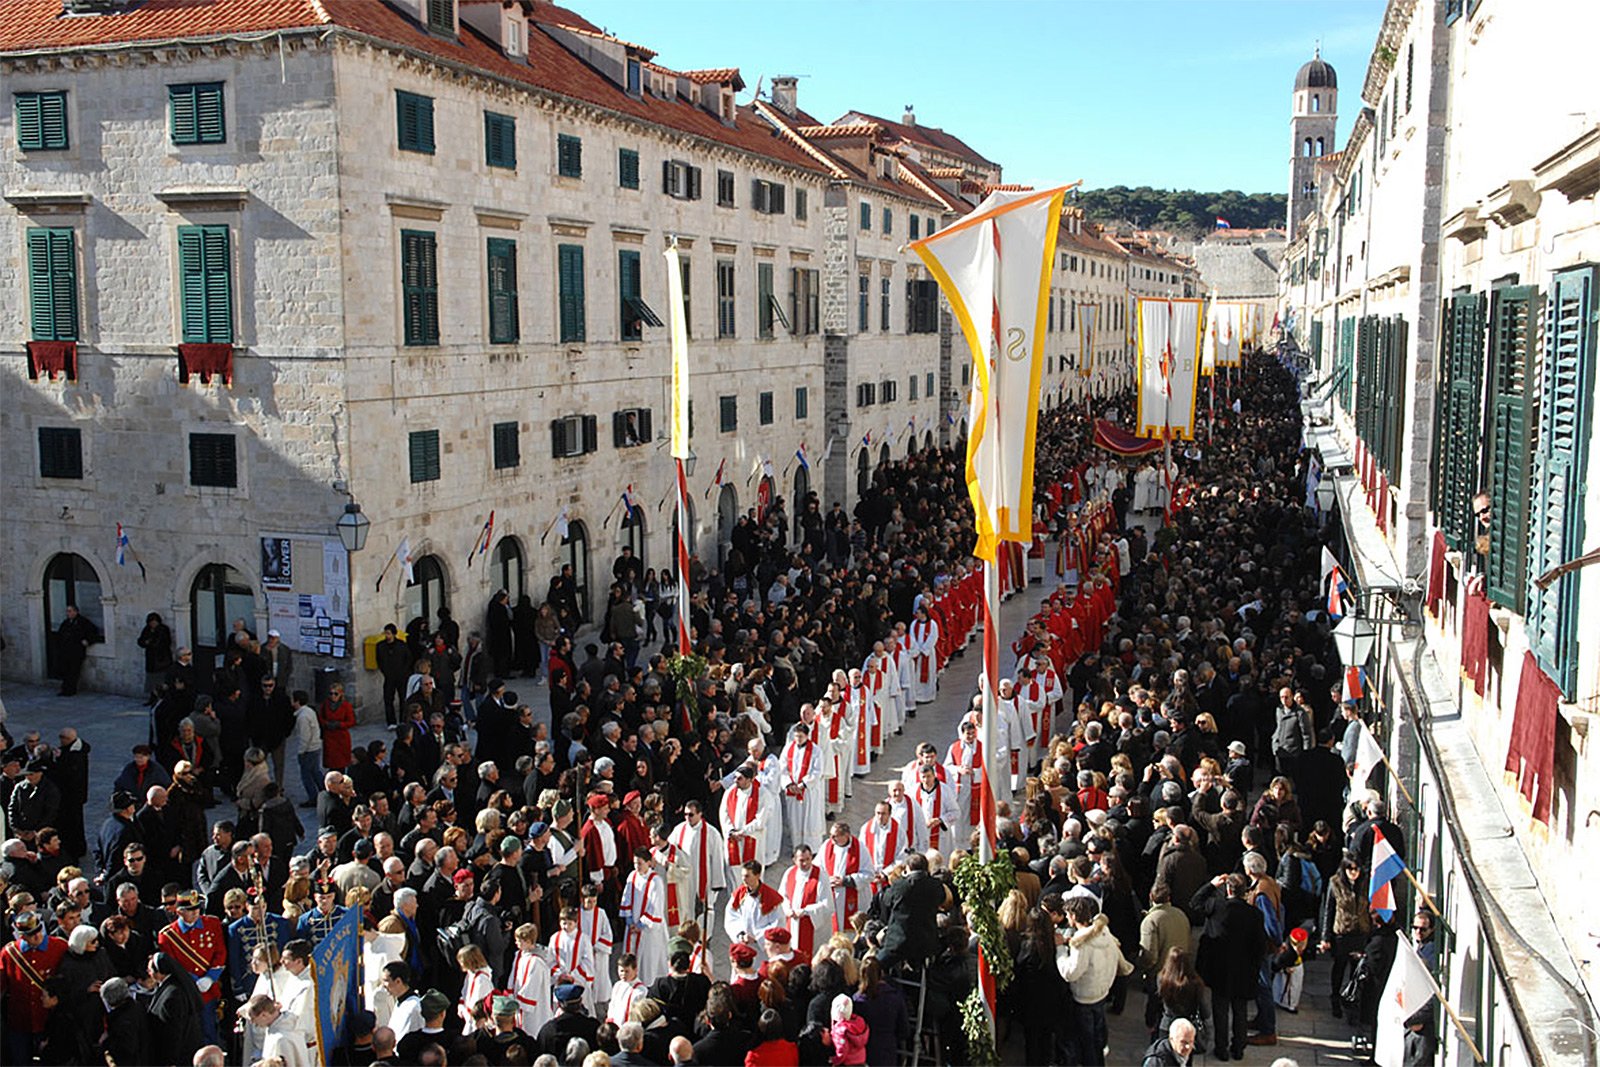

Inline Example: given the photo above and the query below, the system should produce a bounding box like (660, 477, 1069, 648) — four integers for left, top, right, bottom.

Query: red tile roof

(796, 122, 882, 140)
(836, 110, 998, 169)
(754, 103, 954, 211)
(0, 0, 825, 176)
(681, 67, 742, 87)
(0, 0, 327, 50)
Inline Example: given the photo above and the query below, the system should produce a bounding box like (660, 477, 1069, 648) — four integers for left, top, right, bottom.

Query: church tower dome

(1288, 48, 1338, 236)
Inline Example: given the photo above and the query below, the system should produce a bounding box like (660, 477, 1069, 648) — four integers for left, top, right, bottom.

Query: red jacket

(320, 698, 355, 769)
(746, 1038, 801, 1067)
(0, 935, 68, 1032)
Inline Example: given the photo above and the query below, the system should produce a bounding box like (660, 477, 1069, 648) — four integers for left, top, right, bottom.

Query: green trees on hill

(1075, 186, 1287, 235)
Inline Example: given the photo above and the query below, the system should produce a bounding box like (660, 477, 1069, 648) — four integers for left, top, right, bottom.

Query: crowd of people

(1, 354, 1439, 1067)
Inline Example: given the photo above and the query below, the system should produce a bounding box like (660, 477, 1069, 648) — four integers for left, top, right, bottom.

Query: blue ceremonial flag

(309, 904, 362, 1061)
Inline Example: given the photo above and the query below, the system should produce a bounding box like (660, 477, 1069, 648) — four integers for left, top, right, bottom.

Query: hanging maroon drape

(1460, 589, 1491, 695)
(1506, 651, 1560, 824)
(26, 340, 77, 381)
(1425, 531, 1447, 616)
(177, 343, 233, 385)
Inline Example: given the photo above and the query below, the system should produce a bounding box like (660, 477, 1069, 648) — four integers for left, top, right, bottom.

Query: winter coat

(829, 1014, 869, 1066)
(1319, 872, 1373, 939)
(1055, 913, 1134, 1004)
(1191, 885, 1268, 999)
(852, 983, 909, 1067)
(1142, 1035, 1189, 1067)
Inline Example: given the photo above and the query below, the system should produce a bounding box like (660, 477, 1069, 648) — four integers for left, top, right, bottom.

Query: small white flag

(1347, 720, 1387, 797)
(396, 536, 415, 585)
(1374, 937, 1440, 1067)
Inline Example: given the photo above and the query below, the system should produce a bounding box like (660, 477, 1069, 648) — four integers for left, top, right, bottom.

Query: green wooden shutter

(426, 0, 454, 34)
(1527, 267, 1596, 696)
(178, 225, 231, 344)
(618, 249, 641, 341)
(487, 237, 518, 344)
(558, 134, 582, 178)
(558, 244, 586, 343)
(484, 112, 516, 169)
(1485, 285, 1538, 610)
(170, 84, 197, 144)
(618, 148, 639, 189)
(1437, 295, 1484, 549)
(401, 230, 439, 346)
(27, 227, 77, 342)
(197, 83, 225, 143)
(396, 91, 434, 154)
(493, 421, 519, 469)
(16, 91, 68, 150)
(409, 429, 441, 483)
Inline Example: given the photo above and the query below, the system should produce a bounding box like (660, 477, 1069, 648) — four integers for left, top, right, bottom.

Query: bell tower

(1288, 48, 1337, 237)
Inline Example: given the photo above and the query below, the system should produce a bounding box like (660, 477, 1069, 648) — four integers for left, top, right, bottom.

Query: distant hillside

(1075, 186, 1287, 236)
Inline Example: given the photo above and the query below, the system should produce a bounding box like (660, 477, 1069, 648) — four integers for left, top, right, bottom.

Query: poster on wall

(260, 533, 351, 657)
(261, 537, 293, 591)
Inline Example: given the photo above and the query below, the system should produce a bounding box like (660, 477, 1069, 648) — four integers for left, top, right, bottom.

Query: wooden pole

(1435, 988, 1487, 1064)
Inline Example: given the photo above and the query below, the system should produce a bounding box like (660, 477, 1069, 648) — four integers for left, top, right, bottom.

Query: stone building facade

(1282, 1, 1600, 1057)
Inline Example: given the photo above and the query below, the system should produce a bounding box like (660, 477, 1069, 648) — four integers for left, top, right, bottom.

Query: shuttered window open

(1435, 291, 1486, 550)
(1484, 285, 1538, 610)
(1527, 267, 1596, 697)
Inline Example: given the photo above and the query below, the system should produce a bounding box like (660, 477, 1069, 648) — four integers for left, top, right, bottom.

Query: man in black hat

(6, 758, 61, 847)
(296, 878, 346, 944)
(96, 791, 141, 881)
(537, 983, 600, 1058)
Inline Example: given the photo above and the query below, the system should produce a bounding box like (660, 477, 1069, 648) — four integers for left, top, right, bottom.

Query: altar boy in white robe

(779, 719, 826, 852)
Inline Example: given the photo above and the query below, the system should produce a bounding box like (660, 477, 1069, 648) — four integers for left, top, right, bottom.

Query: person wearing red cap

(613, 790, 650, 862)
(728, 940, 762, 1008)
(759, 926, 797, 979)
(579, 792, 620, 920)
(619, 848, 667, 984)
(723, 861, 784, 962)
(666, 801, 727, 931)
(157, 889, 227, 1044)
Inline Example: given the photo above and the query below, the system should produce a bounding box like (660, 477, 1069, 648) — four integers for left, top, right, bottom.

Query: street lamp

(336, 501, 370, 553)
(683, 448, 697, 478)
(1314, 478, 1336, 514)
(1333, 613, 1378, 668)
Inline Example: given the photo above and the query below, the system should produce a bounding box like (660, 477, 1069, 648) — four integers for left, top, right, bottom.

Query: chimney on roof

(770, 76, 799, 118)
(903, 105, 916, 126)
(61, 0, 127, 12)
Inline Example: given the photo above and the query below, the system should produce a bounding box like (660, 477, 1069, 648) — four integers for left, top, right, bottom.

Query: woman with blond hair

(456, 943, 494, 1034)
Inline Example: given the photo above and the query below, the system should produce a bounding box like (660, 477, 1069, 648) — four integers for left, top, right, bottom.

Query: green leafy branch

(950, 852, 1017, 1064)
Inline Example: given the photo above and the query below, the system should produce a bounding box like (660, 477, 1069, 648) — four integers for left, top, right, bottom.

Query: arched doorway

(491, 537, 523, 603)
(716, 484, 739, 570)
(672, 496, 698, 562)
(757, 476, 775, 522)
(43, 552, 103, 679)
(403, 555, 447, 633)
(561, 522, 591, 623)
(878, 443, 891, 475)
(191, 562, 256, 669)
(856, 448, 870, 496)
(620, 507, 647, 571)
(924, 431, 934, 450)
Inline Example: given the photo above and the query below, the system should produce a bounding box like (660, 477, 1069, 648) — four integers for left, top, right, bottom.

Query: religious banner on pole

(309, 904, 362, 1063)
(1136, 297, 1204, 441)
(1077, 302, 1098, 379)
(1214, 302, 1242, 368)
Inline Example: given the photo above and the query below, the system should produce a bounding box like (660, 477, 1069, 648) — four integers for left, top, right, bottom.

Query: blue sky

(577, 0, 1386, 193)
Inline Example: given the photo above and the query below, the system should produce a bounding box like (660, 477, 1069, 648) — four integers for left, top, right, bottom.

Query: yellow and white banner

(664, 243, 691, 459)
(1077, 303, 1098, 379)
(1136, 297, 1204, 441)
(1208, 301, 1242, 369)
(1201, 298, 1217, 377)
(912, 186, 1070, 562)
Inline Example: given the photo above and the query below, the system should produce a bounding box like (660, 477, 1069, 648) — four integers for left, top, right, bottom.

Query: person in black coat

(486, 591, 516, 679)
(876, 853, 950, 972)
(55, 604, 101, 696)
(691, 986, 752, 1066)
(649, 947, 712, 1036)
(1191, 873, 1267, 1061)
(1360, 912, 1401, 1038)
(99, 977, 151, 1067)
(537, 984, 600, 1057)
(512, 594, 540, 677)
(1013, 906, 1074, 1067)
(146, 952, 206, 1067)
(138, 613, 176, 703)
(46, 729, 91, 861)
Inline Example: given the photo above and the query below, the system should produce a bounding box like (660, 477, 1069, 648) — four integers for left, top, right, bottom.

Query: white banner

(1136, 297, 1204, 441)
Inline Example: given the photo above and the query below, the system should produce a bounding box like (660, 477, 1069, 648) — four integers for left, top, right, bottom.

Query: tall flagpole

(978, 216, 1003, 864)
(665, 238, 693, 656)
(675, 458, 691, 655)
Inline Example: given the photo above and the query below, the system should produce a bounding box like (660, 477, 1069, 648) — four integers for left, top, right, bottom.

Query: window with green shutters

(396, 90, 435, 154)
(757, 262, 775, 339)
(177, 225, 233, 344)
(1527, 266, 1596, 697)
(1337, 316, 1356, 412)
(558, 244, 586, 343)
(425, 0, 454, 34)
(860, 202, 872, 231)
(26, 227, 77, 342)
(492, 421, 520, 470)
(1484, 284, 1539, 611)
(882, 207, 892, 235)
(38, 427, 83, 480)
(484, 111, 516, 169)
(189, 432, 237, 488)
(926, 372, 935, 398)
(880, 278, 890, 332)
(719, 395, 738, 433)
(15, 90, 68, 151)
(759, 391, 774, 425)
(619, 249, 642, 341)
(618, 148, 639, 189)
(1433, 291, 1486, 551)
(400, 230, 439, 346)
(409, 429, 441, 483)
(169, 83, 225, 145)
(487, 238, 518, 344)
(795, 188, 808, 221)
(717, 260, 735, 339)
(858, 275, 869, 332)
(557, 134, 582, 178)
(910, 215, 920, 241)
(795, 387, 808, 420)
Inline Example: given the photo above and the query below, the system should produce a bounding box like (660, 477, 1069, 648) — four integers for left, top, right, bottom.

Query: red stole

(917, 780, 947, 852)
(869, 670, 883, 748)
(730, 881, 783, 920)
(781, 863, 823, 956)
(821, 839, 862, 931)
(948, 740, 983, 823)
(623, 870, 658, 954)
(655, 844, 682, 927)
(581, 904, 611, 953)
(724, 783, 763, 866)
(861, 818, 899, 872)
(785, 740, 814, 787)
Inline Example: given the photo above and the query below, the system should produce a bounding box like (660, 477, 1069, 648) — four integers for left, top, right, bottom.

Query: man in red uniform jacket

(1, 911, 69, 1065)
(581, 792, 622, 919)
(157, 888, 227, 1045)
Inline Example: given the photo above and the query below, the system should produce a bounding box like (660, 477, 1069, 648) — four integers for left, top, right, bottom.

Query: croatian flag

(1215, 217, 1231, 229)
(116, 523, 130, 567)
(621, 486, 638, 522)
(860, 429, 873, 450)
(705, 457, 726, 499)
(1368, 828, 1404, 920)
(1322, 546, 1348, 619)
(794, 443, 809, 471)
(1342, 665, 1366, 703)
